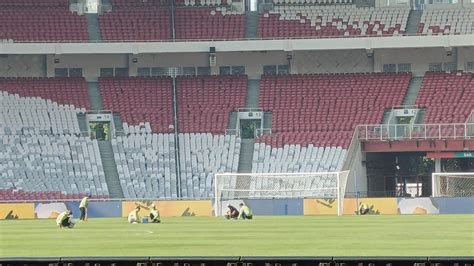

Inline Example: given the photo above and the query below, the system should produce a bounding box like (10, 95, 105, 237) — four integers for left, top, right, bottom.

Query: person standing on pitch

(79, 195, 90, 221)
(238, 203, 253, 220)
(149, 204, 161, 223)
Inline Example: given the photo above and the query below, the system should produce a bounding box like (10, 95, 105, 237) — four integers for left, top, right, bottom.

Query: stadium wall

(0, 55, 45, 77)
(11, 47, 472, 80)
(1, 198, 474, 220)
(46, 54, 128, 81)
(374, 47, 458, 76)
(293, 50, 374, 74)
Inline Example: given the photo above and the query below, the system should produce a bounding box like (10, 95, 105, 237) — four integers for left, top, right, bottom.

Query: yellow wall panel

(122, 200, 212, 217)
(304, 198, 397, 215)
(0, 203, 35, 220)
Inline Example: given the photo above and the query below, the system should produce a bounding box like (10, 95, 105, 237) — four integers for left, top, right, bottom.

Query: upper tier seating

(416, 72, 474, 123)
(0, 1, 88, 42)
(177, 0, 230, 6)
(259, 73, 411, 147)
(0, 0, 68, 7)
(259, 5, 409, 38)
(109, 0, 171, 7)
(176, 75, 247, 134)
(0, 92, 82, 135)
(418, 9, 474, 35)
(99, 8, 172, 41)
(0, 77, 90, 110)
(99, 77, 174, 133)
(0, 134, 108, 200)
(178, 133, 240, 198)
(175, 7, 245, 40)
(112, 133, 177, 199)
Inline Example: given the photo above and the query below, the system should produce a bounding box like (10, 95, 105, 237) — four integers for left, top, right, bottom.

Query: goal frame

(431, 172, 474, 197)
(214, 171, 350, 217)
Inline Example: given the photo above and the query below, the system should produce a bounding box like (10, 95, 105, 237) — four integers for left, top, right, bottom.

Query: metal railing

(342, 129, 359, 171)
(255, 128, 272, 137)
(1, 32, 468, 44)
(357, 123, 474, 141)
(237, 108, 263, 112)
(225, 128, 240, 136)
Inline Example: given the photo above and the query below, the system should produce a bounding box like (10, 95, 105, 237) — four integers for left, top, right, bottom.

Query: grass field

(0, 215, 473, 257)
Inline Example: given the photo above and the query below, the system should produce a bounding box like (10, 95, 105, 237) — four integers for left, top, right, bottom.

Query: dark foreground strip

(0, 256, 472, 266)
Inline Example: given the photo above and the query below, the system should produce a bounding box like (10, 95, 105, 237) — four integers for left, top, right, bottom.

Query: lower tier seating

(112, 133, 177, 198)
(0, 134, 108, 200)
(0, 77, 90, 110)
(416, 72, 474, 123)
(176, 75, 247, 134)
(252, 144, 346, 173)
(100, 77, 174, 133)
(178, 133, 240, 198)
(0, 91, 83, 135)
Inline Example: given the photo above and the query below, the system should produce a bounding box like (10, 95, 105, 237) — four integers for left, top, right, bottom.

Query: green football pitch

(0, 215, 473, 257)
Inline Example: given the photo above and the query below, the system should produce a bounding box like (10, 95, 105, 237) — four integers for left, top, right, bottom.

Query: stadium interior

(0, 0, 473, 264)
(0, 0, 473, 202)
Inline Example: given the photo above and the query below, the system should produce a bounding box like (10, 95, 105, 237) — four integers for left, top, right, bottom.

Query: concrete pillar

(435, 158, 441, 173)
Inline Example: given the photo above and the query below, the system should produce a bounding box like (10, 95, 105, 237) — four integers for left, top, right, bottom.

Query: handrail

(342, 129, 359, 171)
(0, 32, 467, 44)
(390, 105, 419, 110)
(86, 110, 113, 114)
(236, 108, 263, 112)
(357, 123, 474, 141)
(255, 128, 272, 137)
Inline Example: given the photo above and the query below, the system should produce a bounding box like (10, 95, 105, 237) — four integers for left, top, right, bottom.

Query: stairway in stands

(403, 77, 424, 106)
(85, 14, 102, 41)
(87, 81, 124, 198)
(236, 79, 262, 173)
(76, 113, 89, 134)
(87, 82, 104, 110)
(406, 10, 423, 35)
(245, 11, 259, 38)
(98, 140, 124, 198)
(238, 138, 255, 173)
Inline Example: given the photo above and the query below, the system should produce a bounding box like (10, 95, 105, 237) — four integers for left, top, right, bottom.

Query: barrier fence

(1, 197, 473, 220)
(358, 123, 474, 141)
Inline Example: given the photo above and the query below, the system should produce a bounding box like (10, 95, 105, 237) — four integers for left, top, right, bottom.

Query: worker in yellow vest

(238, 203, 253, 220)
(79, 195, 90, 221)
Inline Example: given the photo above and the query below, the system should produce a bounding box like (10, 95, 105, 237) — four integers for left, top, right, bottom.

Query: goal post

(214, 171, 350, 216)
(432, 172, 474, 197)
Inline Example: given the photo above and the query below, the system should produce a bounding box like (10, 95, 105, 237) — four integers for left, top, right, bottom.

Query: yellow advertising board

(303, 198, 357, 215)
(122, 200, 213, 217)
(304, 198, 397, 215)
(0, 203, 35, 220)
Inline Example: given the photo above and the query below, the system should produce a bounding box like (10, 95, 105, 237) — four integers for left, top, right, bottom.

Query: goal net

(432, 172, 474, 197)
(214, 171, 350, 216)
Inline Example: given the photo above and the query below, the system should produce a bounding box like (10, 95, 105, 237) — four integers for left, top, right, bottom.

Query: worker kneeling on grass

(359, 203, 369, 215)
(149, 204, 161, 223)
(57, 210, 75, 229)
(238, 203, 253, 220)
(128, 206, 141, 224)
(225, 204, 239, 220)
